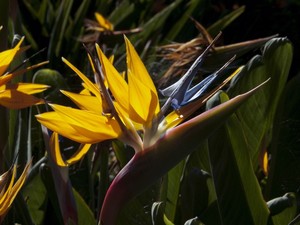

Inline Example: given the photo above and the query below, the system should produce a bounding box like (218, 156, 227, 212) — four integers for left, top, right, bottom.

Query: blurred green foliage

(0, 0, 299, 224)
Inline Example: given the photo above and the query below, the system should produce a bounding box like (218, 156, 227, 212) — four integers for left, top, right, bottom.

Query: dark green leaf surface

(266, 74, 300, 199)
(227, 37, 293, 168)
(207, 5, 245, 36)
(207, 91, 270, 225)
(73, 188, 96, 225)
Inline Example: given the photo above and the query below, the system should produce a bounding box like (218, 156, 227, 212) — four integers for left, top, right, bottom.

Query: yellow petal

(0, 89, 44, 109)
(160, 111, 184, 132)
(79, 85, 92, 95)
(0, 74, 12, 86)
(3, 83, 49, 94)
(36, 111, 99, 143)
(36, 105, 121, 144)
(114, 102, 143, 131)
(94, 12, 114, 31)
(124, 36, 160, 114)
(49, 132, 92, 167)
(0, 162, 30, 216)
(0, 37, 24, 75)
(108, 55, 114, 64)
(128, 70, 157, 124)
(0, 170, 11, 192)
(263, 151, 268, 175)
(61, 90, 102, 114)
(66, 144, 91, 165)
(50, 132, 68, 167)
(96, 44, 129, 112)
(0, 61, 49, 86)
(0, 166, 16, 206)
(62, 57, 101, 99)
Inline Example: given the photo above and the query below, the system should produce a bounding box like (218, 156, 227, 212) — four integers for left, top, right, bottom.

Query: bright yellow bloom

(36, 36, 160, 152)
(0, 37, 49, 109)
(36, 36, 237, 165)
(0, 162, 31, 222)
(87, 12, 114, 32)
(95, 12, 114, 31)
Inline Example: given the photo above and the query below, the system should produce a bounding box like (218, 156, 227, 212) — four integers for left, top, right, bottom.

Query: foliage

(0, 1, 299, 225)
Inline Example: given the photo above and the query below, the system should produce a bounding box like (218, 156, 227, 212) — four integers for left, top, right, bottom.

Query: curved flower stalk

(0, 162, 31, 223)
(35, 35, 267, 224)
(0, 36, 49, 109)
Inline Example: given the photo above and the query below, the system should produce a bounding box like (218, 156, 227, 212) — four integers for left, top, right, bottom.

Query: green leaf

(265, 75, 300, 199)
(202, 35, 276, 73)
(112, 140, 131, 168)
(109, 0, 135, 27)
(180, 143, 218, 224)
(22, 174, 47, 225)
(207, 91, 270, 225)
(227, 37, 293, 168)
(164, 160, 185, 222)
(36, 0, 48, 24)
(48, 0, 73, 59)
(207, 5, 245, 36)
(73, 0, 91, 29)
(131, 0, 183, 45)
(117, 184, 158, 225)
(165, 0, 206, 41)
(73, 188, 96, 225)
(164, 214, 175, 225)
(39, 163, 64, 225)
(180, 164, 213, 222)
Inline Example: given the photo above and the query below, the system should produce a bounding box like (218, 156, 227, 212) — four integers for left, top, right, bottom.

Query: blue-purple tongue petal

(160, 33, 222, 110)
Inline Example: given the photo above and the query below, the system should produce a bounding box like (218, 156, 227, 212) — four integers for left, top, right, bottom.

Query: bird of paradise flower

(0, 29, 48, 221)
(36, 34, 268, 225)
(82, 12, 141, 44)
(0, 162, 31, 222)
(0, 35, 49, 109)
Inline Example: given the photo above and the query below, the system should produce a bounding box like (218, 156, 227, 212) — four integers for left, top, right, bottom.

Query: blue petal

(160, 33, 222, 110)
(179, 56, 236, 107)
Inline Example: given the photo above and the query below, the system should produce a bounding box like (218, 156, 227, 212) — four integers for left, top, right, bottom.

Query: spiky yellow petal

(36, 105, 121, 144)
(0, 37, 24, 75)
(61, 90, 102, 114)
(62, 57, 101, 100)
(124, 36, 160, 114)
(128, 70, 155, 124)
(96, 44, 129, 112)
(1, 83, 49, 94)
(49, 132, 92, 167)
(0, 162, 30, 218)
(94, 12, 114, 31)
